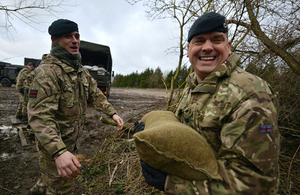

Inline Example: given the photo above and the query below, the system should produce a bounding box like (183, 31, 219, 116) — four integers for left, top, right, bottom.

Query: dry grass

(278, 127, 300, 194)
(78, 129, 163, 195)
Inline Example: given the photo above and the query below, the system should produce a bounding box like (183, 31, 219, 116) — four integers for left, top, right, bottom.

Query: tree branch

(244, 0, 300, 75)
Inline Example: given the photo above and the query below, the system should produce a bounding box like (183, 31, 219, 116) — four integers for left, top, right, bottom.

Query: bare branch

(244, 0, 300, 75)
(0, 0, 73, 36)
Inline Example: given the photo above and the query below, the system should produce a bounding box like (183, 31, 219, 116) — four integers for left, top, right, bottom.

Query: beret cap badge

(223, 18, 228, 29)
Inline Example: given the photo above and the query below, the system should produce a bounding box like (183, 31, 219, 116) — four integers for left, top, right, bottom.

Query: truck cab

(79, 40, 113, 98)
(0, 62, 24, 87)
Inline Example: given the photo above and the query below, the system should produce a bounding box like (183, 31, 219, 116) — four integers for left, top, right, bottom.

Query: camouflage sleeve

(16, 68, 30, 91)
(24, 71, 35, 90)
(27, 69, 66, 156)
(165, 90, 280, 194)
(84, 69, 116, 117)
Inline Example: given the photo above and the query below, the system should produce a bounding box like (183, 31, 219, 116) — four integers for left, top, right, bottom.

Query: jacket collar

(45, 54, 84, 74)
(187, 53, 241, 93)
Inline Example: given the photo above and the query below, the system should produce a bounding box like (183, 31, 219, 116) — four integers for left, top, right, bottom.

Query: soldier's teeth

(200, 57, 215, 61)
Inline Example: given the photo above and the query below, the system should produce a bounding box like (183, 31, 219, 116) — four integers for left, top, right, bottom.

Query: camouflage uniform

(24, 55, 46, 93)
(15, 66, 31, 117)
(165, 53, 280, 194)
(28, 53, 117, 194)
(24, 55, 46, 136)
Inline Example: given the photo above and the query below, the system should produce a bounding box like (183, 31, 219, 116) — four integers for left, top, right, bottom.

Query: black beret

(188, 12, 228, 42)
(48, 19, 78, 36)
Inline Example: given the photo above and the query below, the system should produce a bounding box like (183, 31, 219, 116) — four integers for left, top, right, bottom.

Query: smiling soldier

(138, 12, 280, 195)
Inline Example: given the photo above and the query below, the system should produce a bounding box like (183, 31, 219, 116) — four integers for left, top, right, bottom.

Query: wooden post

(18, 127, 28, 146)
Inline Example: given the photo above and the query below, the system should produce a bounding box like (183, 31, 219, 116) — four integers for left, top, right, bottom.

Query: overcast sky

(0, 0, 187, 76)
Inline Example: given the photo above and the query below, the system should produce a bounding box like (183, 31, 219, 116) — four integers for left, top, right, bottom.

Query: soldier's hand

(55, 151, 82, 179)
(134, 121, 145, 134)
(19, 88, 24, 94)
(112, 114, 124, 131)
(141, 160, 166, 191)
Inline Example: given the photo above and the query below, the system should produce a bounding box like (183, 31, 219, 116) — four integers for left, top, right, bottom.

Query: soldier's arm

(165, 91, 279, 194)
(24, 71, 35, 91)
(83, 70, 116, 115)
(88, 73, 124, 130)
(16, 69, 25, 91)
(27, 71, 66, 156)
(18, 68, 30, 90)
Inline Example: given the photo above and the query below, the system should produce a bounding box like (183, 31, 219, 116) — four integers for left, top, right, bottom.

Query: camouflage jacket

(24, 71, 35, 92)
(27, 54, 117, 156)
(165, 53, 280, 194)
(25, 55, 47, 91)
(16, 66, 31, 91)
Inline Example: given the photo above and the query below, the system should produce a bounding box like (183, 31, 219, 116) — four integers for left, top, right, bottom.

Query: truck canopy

(79, 40, 112, 74)
(0, 61, 24, 70)
(24, 58, 41, 66)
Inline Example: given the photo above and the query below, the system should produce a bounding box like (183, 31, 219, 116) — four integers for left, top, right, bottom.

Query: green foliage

(112, 65, 190, 89)
(165, 65, 190, 88)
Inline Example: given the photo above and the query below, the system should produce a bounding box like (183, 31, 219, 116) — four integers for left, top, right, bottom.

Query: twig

(20, 157, 27, 166)
(286, 145, 300, 191)
(100, 117, 132, 130)
(292, 134, 300, 138)
(0, 185, 15, 194)
(279, 126, 300, 133)
(109, 163, 118, 186)
(100, 117, 135, 134)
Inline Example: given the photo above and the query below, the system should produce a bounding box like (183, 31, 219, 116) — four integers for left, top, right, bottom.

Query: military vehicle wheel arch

(1, 78, 12, 87)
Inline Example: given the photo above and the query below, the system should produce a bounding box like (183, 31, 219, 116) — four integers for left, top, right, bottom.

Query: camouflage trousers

(16, 92, 28, 116)
(30, 142, 77, 195)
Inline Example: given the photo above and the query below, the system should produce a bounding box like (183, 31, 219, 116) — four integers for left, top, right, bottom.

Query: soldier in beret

(27, 19, 124, 194)
(139, 12, 280, 194)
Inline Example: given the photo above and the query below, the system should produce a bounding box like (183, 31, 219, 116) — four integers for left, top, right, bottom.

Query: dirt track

(0, 86, 166, 195)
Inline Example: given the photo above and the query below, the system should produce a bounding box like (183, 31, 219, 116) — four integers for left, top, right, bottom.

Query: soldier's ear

(51, 36, 59, 44)
(187, 43, 190, 58)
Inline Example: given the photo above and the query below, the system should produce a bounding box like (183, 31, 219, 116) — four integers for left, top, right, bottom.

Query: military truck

(0, 61, 24, 87)
(80, 40, 113, 98)
(1, 41, 114, 95)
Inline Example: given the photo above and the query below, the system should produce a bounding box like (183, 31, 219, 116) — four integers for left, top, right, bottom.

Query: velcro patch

(29, 90, 38, 98)
(259, 124, 273, 133)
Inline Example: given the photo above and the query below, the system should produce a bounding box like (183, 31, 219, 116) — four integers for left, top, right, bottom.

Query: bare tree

(126, 0, 219, 107)
(0, 0, 71, 36)
(126, 0, 300, 105)
(224, 0, 300, 77)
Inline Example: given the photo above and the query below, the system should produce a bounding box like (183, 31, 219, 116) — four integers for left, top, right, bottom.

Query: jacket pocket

(60, 83, 74, 107)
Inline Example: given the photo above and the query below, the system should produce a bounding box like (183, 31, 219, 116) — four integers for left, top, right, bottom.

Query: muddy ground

(0, 86, 167, 195)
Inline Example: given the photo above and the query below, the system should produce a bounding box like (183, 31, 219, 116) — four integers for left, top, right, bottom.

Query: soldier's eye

(64, 34, 72, 39)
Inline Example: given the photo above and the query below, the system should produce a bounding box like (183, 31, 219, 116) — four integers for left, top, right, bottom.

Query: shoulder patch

(29, 90, 38, 98)
(259, 124, 273, 133)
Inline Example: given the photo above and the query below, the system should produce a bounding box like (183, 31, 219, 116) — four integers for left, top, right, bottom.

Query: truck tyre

(1, 78, 12, 87)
